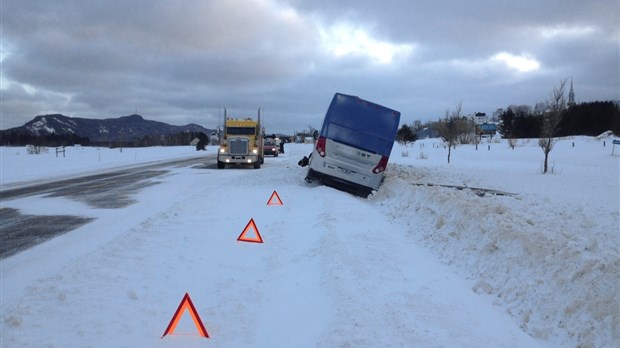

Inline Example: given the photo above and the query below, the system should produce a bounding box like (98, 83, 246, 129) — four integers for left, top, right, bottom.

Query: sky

(1, 0, 619, 134)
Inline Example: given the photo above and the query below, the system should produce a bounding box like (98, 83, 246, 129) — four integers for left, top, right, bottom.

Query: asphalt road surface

(0, 155, 212, 258)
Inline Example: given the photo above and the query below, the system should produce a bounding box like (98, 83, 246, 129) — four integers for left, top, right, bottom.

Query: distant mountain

(2, 114, 213, 142)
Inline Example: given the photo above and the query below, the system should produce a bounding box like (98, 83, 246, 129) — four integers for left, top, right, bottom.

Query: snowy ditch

(373, 163, 619, 347)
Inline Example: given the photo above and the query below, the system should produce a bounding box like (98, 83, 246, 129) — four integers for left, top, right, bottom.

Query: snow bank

(372, 138, 620, 347)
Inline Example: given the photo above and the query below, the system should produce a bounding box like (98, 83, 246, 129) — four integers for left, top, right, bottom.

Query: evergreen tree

(499, 108, 515, 138)
(396, 124, 417, 146)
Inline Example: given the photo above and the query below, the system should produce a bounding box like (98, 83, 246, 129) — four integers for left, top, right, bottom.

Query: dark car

(264, 138, 279, 157)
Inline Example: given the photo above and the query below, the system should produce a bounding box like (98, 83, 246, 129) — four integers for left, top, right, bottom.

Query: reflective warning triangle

(161, 293, 209, 338)
(267, 190, 283, 205)
(237, 218, 263, 243)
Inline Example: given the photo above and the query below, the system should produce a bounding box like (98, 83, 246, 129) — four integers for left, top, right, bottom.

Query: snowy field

(1, 135, 619, 347)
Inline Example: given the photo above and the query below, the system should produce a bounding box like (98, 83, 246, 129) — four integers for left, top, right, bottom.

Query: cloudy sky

(2, 0, 619, 133)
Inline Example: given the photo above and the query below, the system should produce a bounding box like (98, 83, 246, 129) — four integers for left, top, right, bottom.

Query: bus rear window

(326, 122, 395, 156)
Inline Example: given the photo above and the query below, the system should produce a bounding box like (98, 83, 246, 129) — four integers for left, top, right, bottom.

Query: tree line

(397, 99, 619, 147)
(0, 130, 210, 148)
(497, 101, 619, 139)
(0, 131, 91, 147)
(395, 79, 619, 172)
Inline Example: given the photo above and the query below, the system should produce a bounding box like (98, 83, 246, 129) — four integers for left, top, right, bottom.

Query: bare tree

(307, 125, 318, 139)
(538, 79, 567, 174)
(435, 102, 468, 163)
(412, 119, 422, 131)
(534, 101, 547, 115)
(457, 117, 476, 145)
(508, 137, 518, 150)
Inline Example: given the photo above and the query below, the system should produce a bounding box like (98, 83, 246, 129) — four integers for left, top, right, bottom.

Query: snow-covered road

(1, 138, 618, 347)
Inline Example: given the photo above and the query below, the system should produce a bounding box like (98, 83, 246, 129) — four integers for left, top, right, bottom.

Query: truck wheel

(274, 153, 278, 157)
(260, 156, 264, 164)
(253, 161, 261, 169)
(217, 161, 225, 169)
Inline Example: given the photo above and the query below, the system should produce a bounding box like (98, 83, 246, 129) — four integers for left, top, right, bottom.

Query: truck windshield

(227, 127, 255, 135)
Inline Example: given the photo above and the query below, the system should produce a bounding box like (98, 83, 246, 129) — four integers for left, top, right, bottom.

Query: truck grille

(229, 138, 249, 155)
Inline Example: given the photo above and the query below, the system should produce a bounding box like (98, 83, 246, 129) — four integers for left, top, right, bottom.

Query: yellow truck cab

(217, 110, 264, 169)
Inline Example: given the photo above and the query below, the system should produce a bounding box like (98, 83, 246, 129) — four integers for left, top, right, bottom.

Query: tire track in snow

(314, 190, 430, 346)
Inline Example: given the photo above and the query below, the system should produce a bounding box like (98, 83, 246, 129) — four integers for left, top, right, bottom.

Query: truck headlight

(219, 148, 225, 153)
(252, 149, 258, 154)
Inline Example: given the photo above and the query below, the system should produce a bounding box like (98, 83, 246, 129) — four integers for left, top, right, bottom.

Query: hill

(1, 114, 213, 144)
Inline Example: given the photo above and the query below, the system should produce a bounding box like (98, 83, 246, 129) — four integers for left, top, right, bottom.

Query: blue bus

(305, 93, 401, 197)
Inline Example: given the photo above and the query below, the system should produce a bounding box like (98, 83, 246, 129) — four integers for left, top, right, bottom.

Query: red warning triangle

(162, 293, 209, 338)
(267, 190, 283, 205)
(237, 218, 263, 243)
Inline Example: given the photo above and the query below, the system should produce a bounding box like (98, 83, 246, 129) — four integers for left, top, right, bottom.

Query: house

(476, 123, 497, 138)
(474, 112, 488, 125)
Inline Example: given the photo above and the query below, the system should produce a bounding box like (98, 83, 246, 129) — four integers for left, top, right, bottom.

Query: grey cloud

(1, 0, 618, 133)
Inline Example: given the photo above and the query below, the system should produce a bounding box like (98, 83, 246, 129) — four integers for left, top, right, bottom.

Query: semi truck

(217, 109, 264, 169)
(304, 93, 401, 197)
